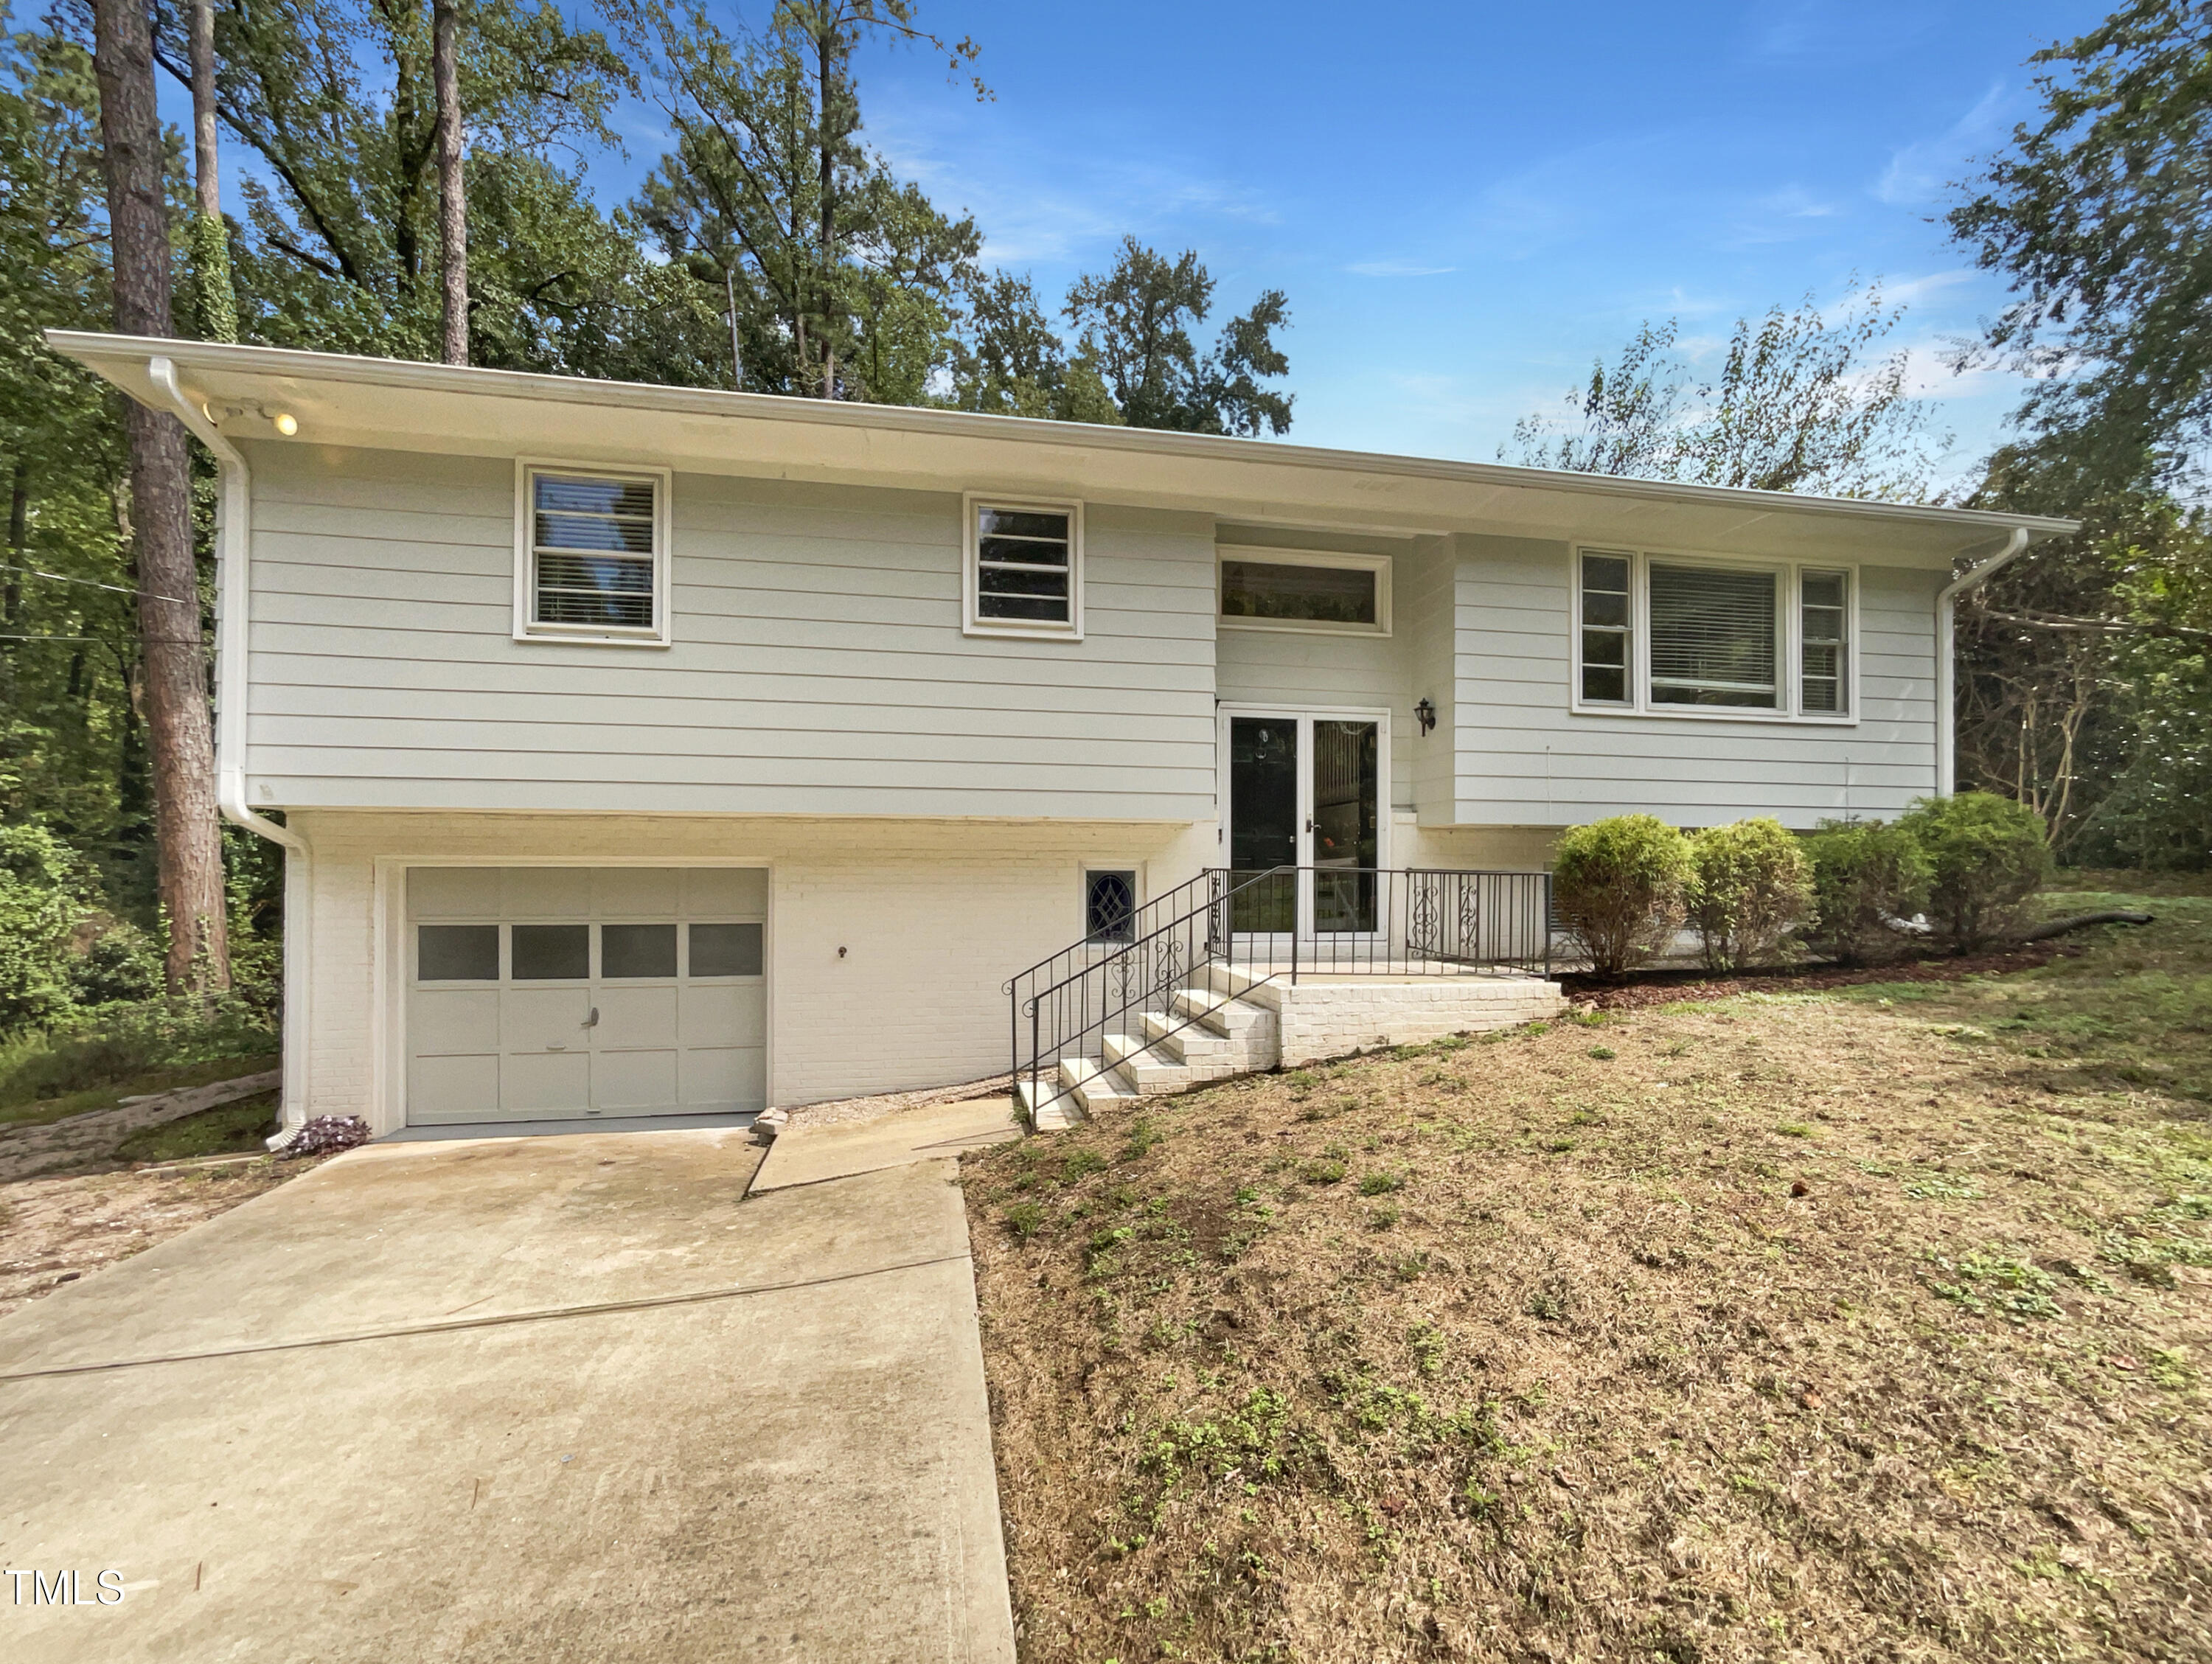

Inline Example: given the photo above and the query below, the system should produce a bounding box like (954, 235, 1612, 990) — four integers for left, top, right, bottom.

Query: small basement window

(517, 464, 670, 644)
(1218, 549, 1390, 635)
(1085, 869, 1137, 943)
(966, 496, 1082, 638)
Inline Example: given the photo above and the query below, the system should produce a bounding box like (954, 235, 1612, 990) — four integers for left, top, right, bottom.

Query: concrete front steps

(1016, 964, 1565, 1132)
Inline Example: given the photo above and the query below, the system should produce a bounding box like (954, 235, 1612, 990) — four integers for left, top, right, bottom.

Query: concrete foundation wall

(1234, 975, 1567, 1068)
(283, 810, 1216, 1135)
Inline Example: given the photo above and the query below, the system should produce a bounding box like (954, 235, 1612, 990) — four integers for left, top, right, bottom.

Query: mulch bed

(1562, 940, 2082, 1011)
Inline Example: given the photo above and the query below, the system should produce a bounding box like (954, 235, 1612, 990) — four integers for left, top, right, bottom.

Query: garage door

(406, 867, 767, 1125)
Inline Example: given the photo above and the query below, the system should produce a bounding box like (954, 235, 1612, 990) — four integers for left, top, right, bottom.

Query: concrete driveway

(0, 1123, 1015, 1662)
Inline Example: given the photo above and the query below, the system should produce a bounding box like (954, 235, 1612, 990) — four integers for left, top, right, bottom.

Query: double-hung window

(964, 495, 1082, 638)
(1573, 549, 1853, 720)
(515, 463, 671, 644)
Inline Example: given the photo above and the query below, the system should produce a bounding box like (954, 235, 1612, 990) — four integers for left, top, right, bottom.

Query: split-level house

(52, 332, 2070, 1139)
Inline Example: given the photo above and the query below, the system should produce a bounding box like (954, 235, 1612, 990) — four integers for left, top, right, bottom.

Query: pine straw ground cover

(962, 900, 2212, 1664)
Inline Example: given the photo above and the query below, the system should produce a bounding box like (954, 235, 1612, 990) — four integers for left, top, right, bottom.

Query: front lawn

(964, 885, 2210, 1662)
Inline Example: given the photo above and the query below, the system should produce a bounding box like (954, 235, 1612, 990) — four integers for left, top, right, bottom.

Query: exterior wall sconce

(1415, 697, 1437, 736)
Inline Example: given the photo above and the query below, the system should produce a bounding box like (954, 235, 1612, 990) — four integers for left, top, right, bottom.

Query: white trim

(1569, 544, 1863, 728)
(512, 459, 675, 647)
(1215, 545, 1394, 637)
(378, 857, 775, 1137)
(54, 333, 2079, 550)
(962, 492, 1085, 641)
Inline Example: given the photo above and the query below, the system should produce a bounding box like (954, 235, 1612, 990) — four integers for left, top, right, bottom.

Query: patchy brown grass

(964, 897, 2211, 1663)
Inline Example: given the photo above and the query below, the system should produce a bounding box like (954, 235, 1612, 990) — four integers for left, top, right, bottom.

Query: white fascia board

(47, 330, 2080, 565)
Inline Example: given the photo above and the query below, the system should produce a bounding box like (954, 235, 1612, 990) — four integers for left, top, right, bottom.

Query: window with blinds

(1801, 570, 1849, 714)
(967, 497, 1082, 636)
(524, 467, 664, 639)
(1646, 563, 1778, 708)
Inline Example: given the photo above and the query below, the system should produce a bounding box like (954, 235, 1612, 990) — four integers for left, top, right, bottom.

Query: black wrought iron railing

(1006, 866, 1552, 1122)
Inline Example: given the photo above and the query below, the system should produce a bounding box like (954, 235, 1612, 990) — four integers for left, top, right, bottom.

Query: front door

(1225, 712, 1382, 939)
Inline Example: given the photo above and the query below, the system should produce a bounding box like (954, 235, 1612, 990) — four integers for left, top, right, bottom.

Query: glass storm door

(1225, 714, 1382, 939)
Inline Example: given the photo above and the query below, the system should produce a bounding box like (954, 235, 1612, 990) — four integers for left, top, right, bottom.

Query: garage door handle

(584, 1007, 599, 1028)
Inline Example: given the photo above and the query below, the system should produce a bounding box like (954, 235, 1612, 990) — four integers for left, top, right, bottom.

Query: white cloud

(1876, 83, 2011, 206)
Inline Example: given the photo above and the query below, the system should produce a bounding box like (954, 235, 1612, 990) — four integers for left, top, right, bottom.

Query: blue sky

(821, 0, 2107, 484)
(162, 0, 2110, 485)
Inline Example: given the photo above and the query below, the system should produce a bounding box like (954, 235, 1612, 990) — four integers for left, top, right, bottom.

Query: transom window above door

(1573, 547, 1854, 721)
(1217, 548, 1391, 636)
(965, 495, 1083, 638)
(515, 463, 672, 645)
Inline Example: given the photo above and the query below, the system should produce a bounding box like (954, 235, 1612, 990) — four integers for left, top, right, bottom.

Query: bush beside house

(1896, 792, 2054, 953)
(1551, 814, 1692, 978)
(1803, 819, 1934, 966)
(1555, 793, 2053, 976)
(1686, 818, 1815, 971)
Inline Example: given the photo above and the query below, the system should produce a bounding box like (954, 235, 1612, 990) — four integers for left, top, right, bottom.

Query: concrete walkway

(753, 1094, 1021, 1193)
(0, 1123, 1016, 1662)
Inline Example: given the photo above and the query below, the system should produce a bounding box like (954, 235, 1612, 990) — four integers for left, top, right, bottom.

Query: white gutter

(148, 356, 311, 1138)
(1934, 525, 2034, 798)
(147, 355, 303, 854)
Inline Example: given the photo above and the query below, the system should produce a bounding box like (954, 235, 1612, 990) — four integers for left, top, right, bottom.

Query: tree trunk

(92, 0, 231, 993)
(816, 24, 837, 398)
(433, 0, 467, 366)
(187, 0, 236, 341)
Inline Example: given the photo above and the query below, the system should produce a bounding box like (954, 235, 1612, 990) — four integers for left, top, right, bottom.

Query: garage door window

(512, 924, 590, 979)
(603, 923, 678, 978)
(689, 922, 762, 978)
(419, 925, 498, 981)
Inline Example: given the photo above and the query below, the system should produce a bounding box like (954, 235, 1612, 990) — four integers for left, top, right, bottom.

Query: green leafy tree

(0, 821, 94, 1028)
(1062, 237, 1292, 436)
(1506, 281, 1945, 499)
(622, 0, 983, 400)
(948, 270, 1119, 422)
(1949, 0, 2212, 489)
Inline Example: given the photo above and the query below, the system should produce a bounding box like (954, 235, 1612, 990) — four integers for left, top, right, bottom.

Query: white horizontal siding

(243, 445, 1217, 818)
(1450, 535, 1940, 828)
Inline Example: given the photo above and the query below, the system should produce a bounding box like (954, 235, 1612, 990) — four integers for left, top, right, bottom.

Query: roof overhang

(48, 331, 2078, 565)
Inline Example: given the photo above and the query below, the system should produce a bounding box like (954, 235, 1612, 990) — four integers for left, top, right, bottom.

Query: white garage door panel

(682, 1048, 765, 1108)
(596, 1050, 680, 1110)
(405, 866, 768, 1127)
(680, 984, 765, 1046)
(408, 1051, 501, 1120)
(412, 988, 501, 1054)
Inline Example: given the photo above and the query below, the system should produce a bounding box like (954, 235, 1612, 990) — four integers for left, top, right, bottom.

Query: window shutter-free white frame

(963, 493, 1084, 641)
(1569, 545, 1861, 725)
(512, 460, 673, 647)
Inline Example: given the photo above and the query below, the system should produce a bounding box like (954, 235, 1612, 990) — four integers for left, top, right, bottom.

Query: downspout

(1933, 525, 2032, 798)
(146, 358, 313, 1135)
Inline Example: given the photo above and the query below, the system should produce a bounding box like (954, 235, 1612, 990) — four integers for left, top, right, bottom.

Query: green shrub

(0, 826, 95, 1030)
(67, 919, 163, 1006)
(0, 995, 277, 1107)
(1551, 815, 1691, 978)
(1804, 819, 1933, 966)
(1686, 818, 1815, 970)
(1895, 793, 2052, 952)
